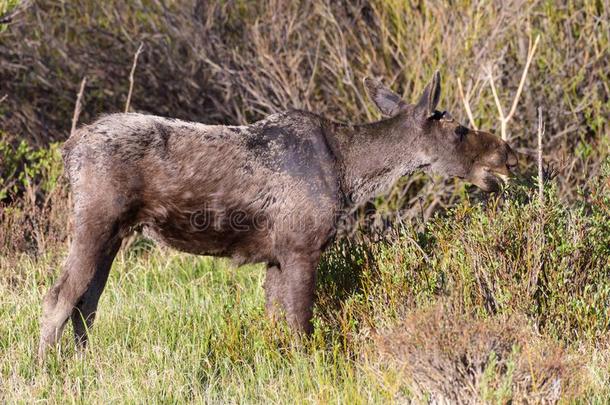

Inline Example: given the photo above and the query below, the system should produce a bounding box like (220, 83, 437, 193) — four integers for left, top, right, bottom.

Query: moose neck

(324, 111, 431, 206)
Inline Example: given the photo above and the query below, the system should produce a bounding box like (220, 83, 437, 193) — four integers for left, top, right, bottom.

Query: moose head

(363, 71, 518, 192)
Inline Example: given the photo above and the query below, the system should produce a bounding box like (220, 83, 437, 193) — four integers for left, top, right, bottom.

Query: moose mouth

(458, 164, 517, 192)
(482, 168, 512, 192)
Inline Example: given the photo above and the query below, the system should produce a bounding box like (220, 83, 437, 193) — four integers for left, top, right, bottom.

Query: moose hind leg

(38, 213, 122, 359)
(71, 236, 121, 347)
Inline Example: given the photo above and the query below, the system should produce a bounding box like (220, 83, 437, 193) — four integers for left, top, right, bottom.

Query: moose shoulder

(38, 71, 518, 359)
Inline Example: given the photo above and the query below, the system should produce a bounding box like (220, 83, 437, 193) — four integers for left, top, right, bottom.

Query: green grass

(1, 251, 400, 402)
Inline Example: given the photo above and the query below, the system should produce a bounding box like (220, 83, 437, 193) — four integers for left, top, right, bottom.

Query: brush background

(1, 0, 609, 402)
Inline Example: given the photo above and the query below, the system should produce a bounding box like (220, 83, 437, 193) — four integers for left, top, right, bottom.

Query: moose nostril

(506, 150, 518, 168)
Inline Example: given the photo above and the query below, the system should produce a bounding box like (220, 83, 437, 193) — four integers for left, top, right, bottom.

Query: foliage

(317, 164, 610, 345)
(0, 139, 67, 256)
(0, 139, 62, 200)
(3, 162, 609, 401)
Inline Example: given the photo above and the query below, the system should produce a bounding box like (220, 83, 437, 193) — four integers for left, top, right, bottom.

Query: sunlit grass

(0, 250, 395, 402)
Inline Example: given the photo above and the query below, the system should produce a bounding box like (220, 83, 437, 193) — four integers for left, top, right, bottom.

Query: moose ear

(415, 70, 442, 118)
(363, 77, 405, 117)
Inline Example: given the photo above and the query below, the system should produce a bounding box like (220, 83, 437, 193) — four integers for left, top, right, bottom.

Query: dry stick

(487, 34, 541, 141)
(0, 94, 7, 104)
(457, 78, 478, 130)
(531, 106, 546, 297)
(537, 106, 545, 203)
(70, 77, 87, 137)
(125, 42, 144, 113)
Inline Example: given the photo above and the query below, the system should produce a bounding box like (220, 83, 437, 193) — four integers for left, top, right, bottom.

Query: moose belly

(140, 207, 274, 265)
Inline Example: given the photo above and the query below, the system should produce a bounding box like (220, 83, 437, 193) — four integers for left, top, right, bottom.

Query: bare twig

(537, 106, 545, 203)
(487, 65, 505, 118)
(0, 94, 7, 104)
(486, 34, 541, 141)
(508, 35, 540, 121)
(457, 78, 478, 130)
(70, 77, 87, 137)
(125, 42, 144, 113)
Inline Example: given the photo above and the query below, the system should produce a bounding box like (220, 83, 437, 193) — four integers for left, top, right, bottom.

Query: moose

(38, 71, 518, 358)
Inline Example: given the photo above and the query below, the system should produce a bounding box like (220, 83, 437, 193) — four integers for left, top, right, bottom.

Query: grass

(1, 252, 394, 402)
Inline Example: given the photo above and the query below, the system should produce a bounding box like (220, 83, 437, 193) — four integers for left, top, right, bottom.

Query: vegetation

(2, 174, 609, 402)
(1, 0, 608, 402)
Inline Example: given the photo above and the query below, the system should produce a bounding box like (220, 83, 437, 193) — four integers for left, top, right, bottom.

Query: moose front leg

(264, 264, 284, 321)
(278, 253, 320, 334)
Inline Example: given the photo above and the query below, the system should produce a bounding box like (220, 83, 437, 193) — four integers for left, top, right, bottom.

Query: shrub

(377, 304, 579, 403)
(0, 140, 68, 257)
(0, 139, 63, 200)
(317, 162, 610, 344)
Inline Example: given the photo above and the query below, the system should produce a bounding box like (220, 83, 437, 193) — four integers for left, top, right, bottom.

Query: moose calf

(39, 71, 517, 358)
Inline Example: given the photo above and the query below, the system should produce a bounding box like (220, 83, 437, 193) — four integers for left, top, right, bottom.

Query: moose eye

(454, 125, 469, 140)
(430, 110, 445, 120)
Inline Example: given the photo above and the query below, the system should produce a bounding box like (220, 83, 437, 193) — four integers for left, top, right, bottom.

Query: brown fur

(38, 71, 518, 358)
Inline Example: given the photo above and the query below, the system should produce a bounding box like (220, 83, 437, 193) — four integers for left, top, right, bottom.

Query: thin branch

(507, 35, 540, 121)
(457, 78, 478, 130)
(486, 34, 541, 141)
(486, 65, 505, 120)
(125, 42, 144, 113)
(0, 94, 7, 104)
(70, 77, 87, 137)
(537, 106, 545, 203)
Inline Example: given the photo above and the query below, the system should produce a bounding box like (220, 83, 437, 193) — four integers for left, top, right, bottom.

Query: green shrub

(0, 139, 63, 200)
(318, 162, 610, 344)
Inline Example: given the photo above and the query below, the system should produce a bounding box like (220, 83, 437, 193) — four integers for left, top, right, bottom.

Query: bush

(377, 304, 578, 403)
(0, 139, 63, 200)
(0, 139, 68, 257)
(317, 162, 610, 345)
